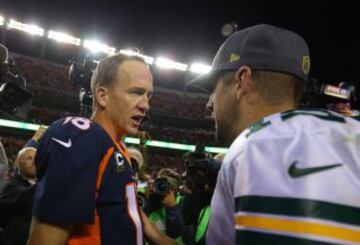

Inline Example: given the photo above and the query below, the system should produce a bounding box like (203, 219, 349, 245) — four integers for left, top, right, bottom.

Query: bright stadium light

(0, 16, 4, 26)
(48, 30, 81, 46)
(7, 19, 44, 36)
(148, 140, 195, 151)
(119, 49, 154, 65)
(83, 39, 115, 54)
(0, 119, 45, 131)
(190, 63, 212, 74)
(204, 146, 228, 154)
(0, 119, 228, 154)
(155, 57, 188, 71)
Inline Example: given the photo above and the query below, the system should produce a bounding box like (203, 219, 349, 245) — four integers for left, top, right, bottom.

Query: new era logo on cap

(230, 53, 240, 62)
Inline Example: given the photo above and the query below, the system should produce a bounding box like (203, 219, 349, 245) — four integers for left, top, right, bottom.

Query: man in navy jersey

(27, 54, 172, 245)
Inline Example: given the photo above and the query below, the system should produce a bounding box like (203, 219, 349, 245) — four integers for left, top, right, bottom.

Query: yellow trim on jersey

(236, 215, 360, 243)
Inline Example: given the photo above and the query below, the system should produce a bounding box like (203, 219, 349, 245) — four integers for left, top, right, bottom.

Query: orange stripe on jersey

(67, 146, 115, 245)
(67, 214, 101, 245)
(96, 147, 115, 193)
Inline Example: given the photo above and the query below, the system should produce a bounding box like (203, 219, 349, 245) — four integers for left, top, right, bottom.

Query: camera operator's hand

(141, 210, 178, 245)
(162, 190, 177, 208)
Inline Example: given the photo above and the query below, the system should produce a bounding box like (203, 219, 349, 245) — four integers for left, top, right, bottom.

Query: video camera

(183, 146, 221, 193)
(302, 78, 357, 110)
(0, 44, 33, 119)
(152, 168, 182, 196)
(69, 54, 98, 117)
(183, 149, 221, 174)
(153, 178, 172, 196)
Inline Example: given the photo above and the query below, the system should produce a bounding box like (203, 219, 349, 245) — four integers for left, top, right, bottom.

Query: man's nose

(138, 97, 150, 111)
(206, 93, 214, 112)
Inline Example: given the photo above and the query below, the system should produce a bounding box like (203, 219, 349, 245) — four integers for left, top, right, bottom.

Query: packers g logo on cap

(302, 56, 310, 75)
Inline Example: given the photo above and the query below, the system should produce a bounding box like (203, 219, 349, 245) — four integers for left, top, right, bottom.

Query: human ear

(234, 66, 252, 100)
(95, 86, 108, 108)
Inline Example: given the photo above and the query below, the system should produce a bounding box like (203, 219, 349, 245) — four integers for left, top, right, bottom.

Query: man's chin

(126, 127, 139, 137)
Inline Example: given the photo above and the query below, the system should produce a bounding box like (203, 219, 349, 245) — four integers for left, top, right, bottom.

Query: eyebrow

(129, 87, 153, 96)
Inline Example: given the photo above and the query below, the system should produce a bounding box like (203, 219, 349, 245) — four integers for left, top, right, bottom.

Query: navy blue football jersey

(33, 117, 143, 245)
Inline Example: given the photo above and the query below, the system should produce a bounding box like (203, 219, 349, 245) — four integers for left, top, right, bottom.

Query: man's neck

(238, 102, 296, 134)
(91, 112, 125, 143)
(255, 103, 295, 119)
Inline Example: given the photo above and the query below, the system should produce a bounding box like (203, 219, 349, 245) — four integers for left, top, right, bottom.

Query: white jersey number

(63, 117, 92, 130)
(126, 183, 143, 245)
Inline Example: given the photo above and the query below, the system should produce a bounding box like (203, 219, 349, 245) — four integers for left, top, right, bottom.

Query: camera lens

(153, 178, 170, 196)
(137, 192, 146, 210)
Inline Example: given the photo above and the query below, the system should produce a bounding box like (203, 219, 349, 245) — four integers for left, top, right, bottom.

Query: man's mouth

(131, 115, 144, 127)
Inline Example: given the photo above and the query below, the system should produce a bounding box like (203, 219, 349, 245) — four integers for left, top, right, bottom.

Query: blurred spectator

(0, 148, 36, 245)
(149, 125, 215, 146)
(0, 126, 46, 245)
(0, 141, 8, 191)
(12, 53, 77, 92)
(0, 136, 27, 177)
(128, 147, 145, 182)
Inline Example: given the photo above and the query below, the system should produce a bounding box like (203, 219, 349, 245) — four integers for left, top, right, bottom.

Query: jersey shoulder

(36, 117, 113, 162)
(48, 117, 103, 138)
(246, 108, 360, 140)
(46, 117, 110, 144)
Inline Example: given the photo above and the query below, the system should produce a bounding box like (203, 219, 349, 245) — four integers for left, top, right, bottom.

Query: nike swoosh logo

(52, 137, 72, 148)
(288, 161, 342, 178)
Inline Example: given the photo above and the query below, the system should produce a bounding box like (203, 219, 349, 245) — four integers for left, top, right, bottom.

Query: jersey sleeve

(206, 160, 237, 245)
(33, 117, 109, 224)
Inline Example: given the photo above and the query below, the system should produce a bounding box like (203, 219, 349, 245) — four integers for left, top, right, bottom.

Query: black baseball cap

(187, 24, 310, 93)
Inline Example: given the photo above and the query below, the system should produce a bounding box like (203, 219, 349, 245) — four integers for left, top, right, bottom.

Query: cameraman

(321, 82, 360, 118)
(179, 151, 221, 245)
(145, 168, 183, 241)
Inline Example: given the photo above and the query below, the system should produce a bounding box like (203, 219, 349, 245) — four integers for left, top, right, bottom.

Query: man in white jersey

(187, 24, 360, 244)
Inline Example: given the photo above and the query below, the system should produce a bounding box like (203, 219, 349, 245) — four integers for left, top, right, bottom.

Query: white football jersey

(207, 109, 360, 245)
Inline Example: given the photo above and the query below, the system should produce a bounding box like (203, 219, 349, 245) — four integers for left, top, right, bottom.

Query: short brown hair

(91, 53, 146, 98)
(219, 70, 304, 105)
(252, 71, 304, 105)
